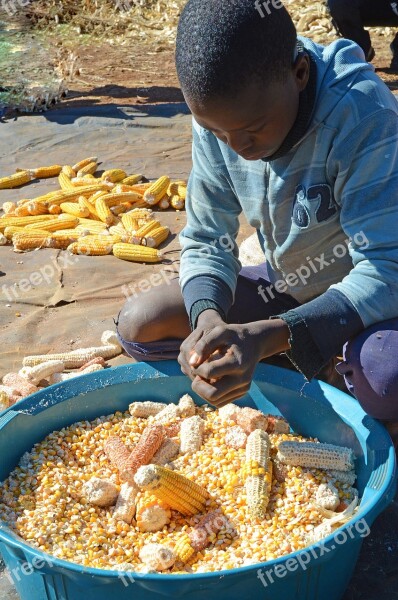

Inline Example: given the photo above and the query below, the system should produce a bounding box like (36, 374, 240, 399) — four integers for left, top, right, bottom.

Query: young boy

(116, 1, 398, 430)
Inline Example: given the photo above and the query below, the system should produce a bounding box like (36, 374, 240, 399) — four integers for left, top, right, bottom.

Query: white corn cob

(0, 385, 21, 405)
(237, 407, 268, 434)
(326, 469, 357, 486)
(49, 363, 103, 384)
(139, 544, 176, 571)
(18, 360, 65, 385)
(218, 404, 241, 423)
(225, 425, 247, 449)
(113, 482, 139, 523)
(153, 403, 181, 424)
(244, 429, 272, 519)
(23, 330, 121, 368)
(178, 394, 196, 417)
(2, 373, 38, 397)
(83, 477, 119, 507)
(315, 482, 340, 511)
(277, 441, 355, 472)
(180, 415, 205, 455)
(129, 401, 168, 418)
(152, 438, 180, 465)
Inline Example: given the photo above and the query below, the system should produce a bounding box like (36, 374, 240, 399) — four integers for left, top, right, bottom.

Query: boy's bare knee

(117, 298, 159, 343)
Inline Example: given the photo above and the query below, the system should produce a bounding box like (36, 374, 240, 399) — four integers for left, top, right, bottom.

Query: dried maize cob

(77, 196, 101, 220)
(27, 165, 62, 179)
(2, 373, 38, 397)
(143, 176, 170, 206)
(95, 197, 114, 226)
(130, 220, 162, 244)
(265, 415, 290, 434)
(114, 184, 142, 195)
(326, 469, 357, 486)
(129, 197, 152, 209)
(0, 385, 21, 405)
(13, 232, 53, 251)
(158, 198, 170, 210)
(2, 201, 16, 215)
(51, 228, 82, 240)
(71, 175, 100, 187)
(134, 464, 209, 516)
(102, 192, 142, 206)
(109, 223, 129, 242)
(139, 544, 175, 571)
(122, 174, 144, 186)
(89, 190, 107, 203)
(101, 169, 127, 183)
(0, 171, 32, 189)
(72, 157, 98, 172)
(177, 184, 187, 200)
(243, 429, 272, 519)
(127, 424, 165, 475)
(76, 217, 107, 230)
(19, 360, 65, 385)
(180, 416, 205, 455)
(237, 407, 268, 434)
(0, 215, 55, 232)
(152, 438, 180, 465)
(113, 482, 139, 523)
(60, 202, 89, 218)
(25, 216, 79, 232)
(143, 226, 170, 249)
(14, 205, 31, 217)
(121, 213, 139, 233)
(136, 492, 171, 532)
(0, 390, 10, 411)
(218, 404, 241, 423)
(277, 441, 355, 471)
(126, 207, 154, 221)
(315, 482, 340, 511)
(113, 243, 163, 263)
(130, 182, 152, 194)
(178, 394, 196, 417)
(67, 238, 114, 256)
(4, 226, 28, 240)
(153, 403, 181, 424)
(110, 203, 132, 216)
(41, 185, 109, 206)
(0, 233, 7, 245)
(76, 161, 98, 177)
(83, 477, 119, 507)
(225, 425, 247, 449)
(58, 172, 76, 191)
(61, 165, 76, 178)
(49, 363, 104, 383)
(27, 201, 49, 216)
(272, 457, 288, 483)
(105, 436, 137, 484)
(175, 511, 225, 563)
(48, 204, 62, 215)
(77, 357, 106, 371)
(170, 195, 185, 211)
(129, 401, 168, 418)
(164, 422, 181, 438)
(174, 534, 196, 563)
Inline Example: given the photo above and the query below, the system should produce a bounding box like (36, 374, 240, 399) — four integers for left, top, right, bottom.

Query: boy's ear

(293, 54, 310, 92)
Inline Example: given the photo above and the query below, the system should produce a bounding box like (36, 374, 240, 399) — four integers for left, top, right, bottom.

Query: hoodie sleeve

(179, 120, 243, 327)
(278, 108, 398, 379)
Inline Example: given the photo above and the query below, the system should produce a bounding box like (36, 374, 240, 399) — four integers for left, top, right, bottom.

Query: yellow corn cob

(170, 195, 185, 211)
(126, 207, 154, 221)
(113, 482, 139, 523)
(0, 390, 10, 411)
(122, 174, 144, 186)
(109, 223, 129, 242)
(2, 202, 16, 215)
(27, 165, 62, 179)
(71, 175, 100, 187)
(158, 198, 170, 210)
(110, 202, 132, 216)
(130, 197, 152, 209)
(143, 176, 170, 206)
(121, 213, 139, 233)
(136, 493, 171, 532)
(174, 534, 196, 562)
(60, 202, 89, 218)
(177, 184, 187, 200)
(243, 429, 272, 519)
(25, 216, 79, 232)
(88, 190, 107, 202)
(78, 196, 101, 220)
(27, 201, 49, 216)
(61, 165, 77, 179)
(0, 171, 32, 189)
(134, 464, 209, 516)
(77, 217, 107, 230)
(52, 229, 82, 239)
(58, 172, 75, 191)
(113, 243, 163, 263)
(48, 204, 62, 215)
(49, 234, 80, 250)
(95, 197, 114, 226)
(143, 226, 170, 249)
(0, 215, 55, 232)
(67, 238, 114, 256)
(83, 477, 119, 508)
(76, 161, 98, 178)
(13, 232, 53, 251)
(72, 156, 98, 172)
(139, 544, 176, 572)
(180, 415, 205, 455)
(131, 220, 162, 244)
(40, 185, 108, 206)
(167, 181, 187, 196)
(101, 192, 142, 206)
(3, 226, 25, 240)
(174, 511, 224, 563)
(277, 441, 355, 471)
(101, 169, 127, 183)
(129, 182, 152, 195)
(14, 205, 31, 217)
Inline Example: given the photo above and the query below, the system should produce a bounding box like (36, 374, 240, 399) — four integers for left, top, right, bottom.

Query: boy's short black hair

(176, 0, 297, 104)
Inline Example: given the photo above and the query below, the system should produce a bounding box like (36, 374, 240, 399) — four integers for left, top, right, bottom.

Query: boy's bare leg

(117, 279, 191, 343)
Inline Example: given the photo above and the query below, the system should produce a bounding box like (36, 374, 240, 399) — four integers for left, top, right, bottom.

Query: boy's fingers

(192, 375, 249, 405)
(191, 328, 229, 365)
(192, 352, 237, 380)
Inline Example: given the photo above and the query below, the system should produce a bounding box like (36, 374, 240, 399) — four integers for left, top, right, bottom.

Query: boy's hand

(178, 311, 290, 407)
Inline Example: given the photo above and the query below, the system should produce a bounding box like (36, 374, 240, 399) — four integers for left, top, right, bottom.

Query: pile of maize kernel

(0, 399, 358, 574)
(0, 159, 187, 262)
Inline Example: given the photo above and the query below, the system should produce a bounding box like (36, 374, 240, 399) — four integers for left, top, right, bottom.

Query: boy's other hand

(178, 312, 289, 407)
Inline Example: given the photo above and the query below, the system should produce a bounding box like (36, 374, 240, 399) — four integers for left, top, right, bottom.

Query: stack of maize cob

(1, 159, 187, 261)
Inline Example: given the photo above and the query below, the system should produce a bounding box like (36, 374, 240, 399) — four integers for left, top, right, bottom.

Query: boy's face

(187, 54, 310, 161)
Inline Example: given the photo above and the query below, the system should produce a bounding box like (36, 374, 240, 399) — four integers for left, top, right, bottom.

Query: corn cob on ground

(113, 243, 163, 263)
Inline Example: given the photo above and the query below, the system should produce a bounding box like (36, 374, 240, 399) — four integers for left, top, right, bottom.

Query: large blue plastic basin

(0, 361, 396, 600)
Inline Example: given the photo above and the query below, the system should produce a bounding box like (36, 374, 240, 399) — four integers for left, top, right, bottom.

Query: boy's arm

(278, 108, 398, 379)
(179, 121, 242, 328)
